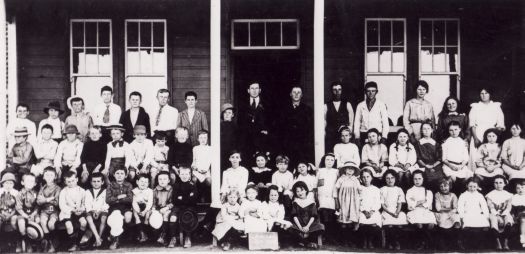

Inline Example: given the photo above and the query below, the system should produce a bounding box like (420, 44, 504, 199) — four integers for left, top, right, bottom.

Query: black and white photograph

(0, 0, 524, 252)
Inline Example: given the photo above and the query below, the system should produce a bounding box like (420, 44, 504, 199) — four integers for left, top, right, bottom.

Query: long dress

(415, 138, 445, 191)
(316, 167, 339, 210)
(333, 174, 361, 224)
(288, 198, 325, 233)
(501, 137, 525, 179)
(458, 191, 490, 228)
(380, 186, 408, 226)
(359, 185, 382, 227)
(434, 192, 460, 229)
(406, 186, 436, 224)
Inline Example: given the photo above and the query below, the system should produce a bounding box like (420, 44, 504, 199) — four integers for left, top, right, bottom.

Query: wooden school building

(0, 0, 524, 206)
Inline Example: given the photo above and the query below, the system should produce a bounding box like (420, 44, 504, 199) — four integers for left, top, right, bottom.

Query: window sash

(125, 19, 167, 76)
(419, 18, 460, 75)
(231, 19, 300, 50)
(70, 19, 113, 77)
(365, 18, 406, 74)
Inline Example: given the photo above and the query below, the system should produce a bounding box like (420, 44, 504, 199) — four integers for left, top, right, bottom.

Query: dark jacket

(119, 107, 151, 143)
(172, 180, 198, 207)
(106, 181, 133, 206)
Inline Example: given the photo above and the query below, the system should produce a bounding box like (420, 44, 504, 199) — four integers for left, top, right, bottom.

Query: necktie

(251, 99, 256, 109)
(103, 105, 110, 124)
(155, 105, 164, 126)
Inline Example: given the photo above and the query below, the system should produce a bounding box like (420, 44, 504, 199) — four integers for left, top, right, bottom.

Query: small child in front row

(128, 125, 154, 183)
(486, 175, 513, 250)
(105, 125, 131, 181)
(388, 128, 418, 190)
(333, 162, 361, 242)
(263, 185, 292, 231)
(240, 185, 266, 233)
(106, 167, 133, 250)
(358, 168, 382, 249)
(192, 131, 211, 202)
(212, 189, 244, 251)
(406, 170, 436, 250)
(172, 167, 199, 248)
(361, 128, 388, 183)
(442, 121, 473, 194)
(32, 124, 58, 179)
(380, 169, 407, 250)
(289, 181, 325, 249)
(458, 178, 490, 249)
(132, 174, 153, 243)
(152, 171, 177, 247)
(54, 125, 83, 180)
(434, 178, 462, 250)
(37, 167, 61, 252)
(59, 171, 87, 252)
(272, 155, 294, 210)
(16, 173, 39, 253)
(150, 132, 170, 188)
(80, 126, 107, 185)
(511, 180, 525, 248)
(82, 172, 109, 248)
(475, 128, 503, 193)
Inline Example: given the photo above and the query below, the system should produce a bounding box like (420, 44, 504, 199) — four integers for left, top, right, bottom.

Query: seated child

(128, 125, 154, 182)
(501, 123, 525, 180)
(80, 126, 107, 184)
(406, 170, 436, 250)
(293, 161, 317, 203)
(151, 171, 177, 247)
(358, 168, 382, 249)
(380, 169, 408, 250)
(434, 178, 462, 250)
(104, 124, 131, 181)
(82, 172, 109, 248)
(288, 181, 325, 249)
(333, 126, 360, 167)
(263, 185, 292, 231)
(106, 167, 133, 250)
(221, 150, 249, 200)
(476, 129, 504, 192)
(442, 121, 473, 193)
(486, 175, 513, 250)
(150, 132, 170, 188)
(316, 153, 339, 237)
(334, 162, 361, 238)
(132, 174, 153, 243)
(240, 185, 266, 233)
(169, 127, 193, 182)
(361, 128, 388, 182)
(38, 101, 65, 143)
(458, 178, 490, 249)
(8, 127, 35, 180)
(248, 152, 273, 201)
(54, 125, 83, 179)
(271, 155, 294, 209)
(511, 180, 525, 247)
(0, 173, 19, 248)
(59, 171, 87, 252)
(16, 173, 38, 253)
(212, 189, 244, 251)
(36, 167, 61, 252)
(31, 124, 58, 178)
(388, 128, 418, 189)
(415, 122, 445, 193)
(192, 131, 212, 202)
(172, 167, 199, 248)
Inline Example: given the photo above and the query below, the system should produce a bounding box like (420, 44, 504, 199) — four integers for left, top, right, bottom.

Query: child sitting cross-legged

(81, 172, 109, 248)
(132, 174, 153, 243)
(288, 181, 325, 249)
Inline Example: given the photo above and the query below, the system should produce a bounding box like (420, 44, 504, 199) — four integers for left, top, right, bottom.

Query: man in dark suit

(119, 91, 151, 142)
(237, 82, 271, 161)
(324, 81, 354, 152)
(277, 86, 314, 168)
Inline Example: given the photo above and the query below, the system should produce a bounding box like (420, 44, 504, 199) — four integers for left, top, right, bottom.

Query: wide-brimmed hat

(221, 103, 234, 113)
(0, 172, 16, 184)
(64, 125, 79, 134)
(43, 101, 64, 115)
(26, 221, 44, 241)
(133, 125, 147, 135)
(13, 126, 29, 137)
(179, 208, 199, 233)
(108, 124, 125, 132)
(149, 210, 163, 230)
(339, 161, 360, 174)
(107, 211, 124, 236)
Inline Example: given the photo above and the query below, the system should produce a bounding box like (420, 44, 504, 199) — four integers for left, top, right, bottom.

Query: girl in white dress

(212, 189, 244, 251)
(434, 178, 462, 249)
(501, 123, 525, 179)
(406, 170, 436, 250)
(389, 128, 418, 189)
(293, 161, 317, 202)
(333, 126, 360, 167)
(263, 185, 292, 231)
(485, 175, 513, 250)
(458, 178, 490, 249)
(380, 169, 407, 250)
(475, 128, 503, 193)
(358, 168, 382, 249)
(316, 153, 339, 238)
(240, 185, 267, 233)
(361, 128, 388, 182)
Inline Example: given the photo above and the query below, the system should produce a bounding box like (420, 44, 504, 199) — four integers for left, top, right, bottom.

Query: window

(70, 19, 112, 114)
(125, 20, 167, 112)
(419, 19, 460, 113)
(231, 19, 300, 49)
(365, 19, 406, 125)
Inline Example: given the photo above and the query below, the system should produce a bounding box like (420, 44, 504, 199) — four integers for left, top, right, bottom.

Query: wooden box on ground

(248, 232, 279, 251)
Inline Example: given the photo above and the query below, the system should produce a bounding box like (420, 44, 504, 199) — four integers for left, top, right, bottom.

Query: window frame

(124, 19, 168, 78)
(231, 19, 300, 50)
(418, 18, 461, 97)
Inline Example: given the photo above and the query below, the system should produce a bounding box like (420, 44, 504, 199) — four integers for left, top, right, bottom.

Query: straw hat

(13, 126, 29, 137)
(221, 103, 234, 113)
(108, 124, 125, 132)
(179, 208, 199, 233)
(26, 221, 44, 241)
(0, 173, 16, 184)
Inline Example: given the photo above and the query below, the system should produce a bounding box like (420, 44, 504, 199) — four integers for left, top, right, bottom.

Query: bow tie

(112, 140, 124, 147)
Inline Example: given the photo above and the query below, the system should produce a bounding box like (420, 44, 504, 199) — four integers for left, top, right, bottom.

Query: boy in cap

(38, 101, 65, 143)
(128, 125, 154, 183)
(32, 124, 59, 178)
(106, 167, 133, 249)
(59, 171, 87, 251)
(36, 167, 60, 252)
(82, 172, 109, 248)
(54, 125, 84, 179)
(105, 124, 132, 181)
(7, 103, 37, 149)
(0, 173, 20, 251)
(8, 126, 35, 181)
(65, 97, 93, 142)
(16, 173, 39, 253)
(80, 126, 107, 185)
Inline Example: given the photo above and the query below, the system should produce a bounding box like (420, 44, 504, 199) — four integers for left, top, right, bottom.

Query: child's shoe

(26, 242, 33, 253)
(221, 242, 231, 251)
(15, 240, 23, 253)
(109, 237, 119, 250)
(168, 236, 178, 248)
(139, 231, 148, 243)
(47, 242, 56, 253)
(68, 244, 78, 252)
(184, 236, 191, 248)
(157, 232, 166, 245)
